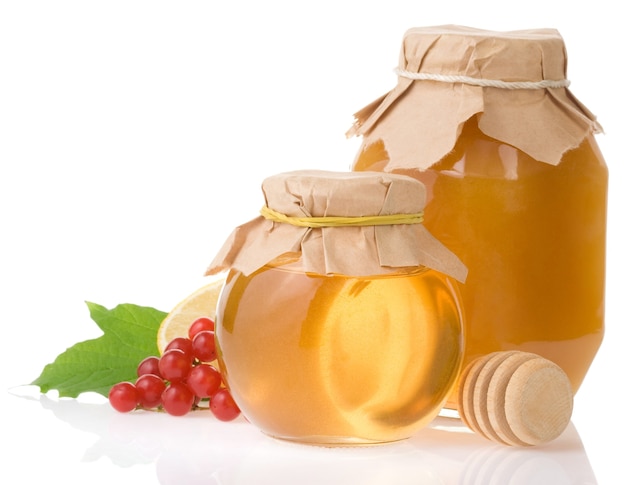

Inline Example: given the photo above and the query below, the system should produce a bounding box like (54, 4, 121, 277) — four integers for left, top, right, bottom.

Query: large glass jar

(206, 170, 468, 445)
(348, 26, 608, 407)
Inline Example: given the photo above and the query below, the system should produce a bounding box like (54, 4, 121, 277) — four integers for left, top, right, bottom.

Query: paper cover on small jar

(206, 170, 467, 445)
(207, 169, 467, 280)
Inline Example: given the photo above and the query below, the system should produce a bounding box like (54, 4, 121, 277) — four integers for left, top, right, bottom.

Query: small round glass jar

(216, 256, 463, 445)
(206, 170, 468, 445)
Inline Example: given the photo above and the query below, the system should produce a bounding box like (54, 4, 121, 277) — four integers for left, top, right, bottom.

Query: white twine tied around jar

(394, 68, 571, 90)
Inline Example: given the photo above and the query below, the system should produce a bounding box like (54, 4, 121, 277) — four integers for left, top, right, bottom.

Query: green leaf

(32, 302, 167, 398)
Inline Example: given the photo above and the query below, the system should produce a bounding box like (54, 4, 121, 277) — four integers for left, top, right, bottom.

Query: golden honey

(354, 115, 608, 406)
(216, 257, 464, 445)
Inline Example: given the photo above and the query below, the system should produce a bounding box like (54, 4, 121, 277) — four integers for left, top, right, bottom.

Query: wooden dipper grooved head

(457, 352, 491, 439)
(472, 351, 517, 444)
(487, 351, 539, 446)
(457, 351, 573, 446)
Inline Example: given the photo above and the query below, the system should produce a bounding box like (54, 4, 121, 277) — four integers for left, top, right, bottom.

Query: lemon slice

(157, 275, 226, 354)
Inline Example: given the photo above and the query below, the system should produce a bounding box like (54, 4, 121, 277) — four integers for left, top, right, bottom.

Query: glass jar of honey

(348, 26, 608, 408)
(206, 170, 468, 445)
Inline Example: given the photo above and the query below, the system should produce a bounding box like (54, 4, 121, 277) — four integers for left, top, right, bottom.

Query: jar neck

(262, 253, 430, 278)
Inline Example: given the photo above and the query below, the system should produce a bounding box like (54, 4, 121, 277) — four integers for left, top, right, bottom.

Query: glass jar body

(353, 116, 608, 407)
(215, 257, 465, 445)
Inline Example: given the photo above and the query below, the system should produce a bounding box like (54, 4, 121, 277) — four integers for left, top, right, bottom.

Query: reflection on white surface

(10, 386, 597, 485)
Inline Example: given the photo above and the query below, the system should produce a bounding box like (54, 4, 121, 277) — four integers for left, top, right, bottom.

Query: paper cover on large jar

(206, 170, 467, 281)
(347, 25, 602, 170)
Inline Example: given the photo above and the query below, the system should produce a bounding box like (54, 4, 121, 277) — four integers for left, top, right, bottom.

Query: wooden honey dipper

(457, 351, 573, 446)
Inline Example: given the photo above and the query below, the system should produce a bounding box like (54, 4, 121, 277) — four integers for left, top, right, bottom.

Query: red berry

(161, 382, 195, 416)
(135, 374, 166, 408)
(109, 382, 139, 413)
(210, 388, 241, 421)
(158, 348, 193, 382)
(137, 356, 161, 378)
(188, 316, 215, 340)
(192, 330, 217, 362)
(186, 364, 222, 398)
(165, 337, 193, 357)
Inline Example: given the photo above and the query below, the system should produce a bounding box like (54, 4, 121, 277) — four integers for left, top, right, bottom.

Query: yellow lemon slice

(157, 275, 226, 354)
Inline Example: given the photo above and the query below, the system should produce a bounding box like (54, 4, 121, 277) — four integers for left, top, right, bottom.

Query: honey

(206, 170, 468, 444)
(347, 27, 608, 407)
(354, 115, 608, 406)
(216, 258, 464, 445)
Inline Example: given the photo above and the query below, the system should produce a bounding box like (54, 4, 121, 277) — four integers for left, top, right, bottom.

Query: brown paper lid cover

(206, 170, 467, 281)
(348, 25, 602, 169)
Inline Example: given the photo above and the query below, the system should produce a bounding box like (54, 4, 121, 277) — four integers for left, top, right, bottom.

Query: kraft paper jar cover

(347, 25, 602, 170)
(206, 170, 467, 281)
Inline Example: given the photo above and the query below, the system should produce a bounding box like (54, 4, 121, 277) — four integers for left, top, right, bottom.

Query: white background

(1, 1, 623, 484)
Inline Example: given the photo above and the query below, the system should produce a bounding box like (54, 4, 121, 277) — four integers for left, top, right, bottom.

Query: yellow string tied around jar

(259, 205, 424, 228)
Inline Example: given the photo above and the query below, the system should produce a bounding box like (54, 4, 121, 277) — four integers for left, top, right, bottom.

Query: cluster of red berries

(108, 316, 240, 421)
